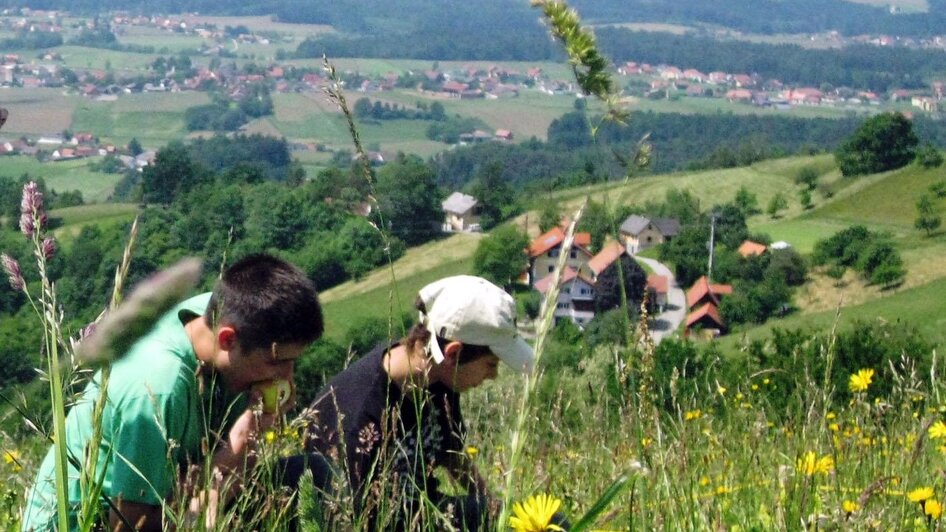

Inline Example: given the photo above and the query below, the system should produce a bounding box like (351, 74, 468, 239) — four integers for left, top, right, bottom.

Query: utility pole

(707, 212, 717, 282)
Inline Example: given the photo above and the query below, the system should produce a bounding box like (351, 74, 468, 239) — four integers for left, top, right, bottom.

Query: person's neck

(383, 343, 434, 391)
(184, 317, 217, 369)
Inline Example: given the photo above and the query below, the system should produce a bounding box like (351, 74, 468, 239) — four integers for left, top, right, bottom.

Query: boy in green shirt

(22, 254, 324, 531)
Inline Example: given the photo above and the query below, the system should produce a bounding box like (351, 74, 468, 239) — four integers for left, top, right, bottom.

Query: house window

(549, 249, 560, 258)
(569, 250, 576, 258)
(556, 302, 569, 309)
(646, 236, 653, 242)
(548, 265, 554, 273)
(580, 288, 590, 295)
(562, 287, 570, 294)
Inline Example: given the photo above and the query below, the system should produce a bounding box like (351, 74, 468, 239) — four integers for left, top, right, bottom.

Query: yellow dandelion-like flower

(715, 485, 732, 496)
(716, 385, 727, 395)
(829, 423, 840, 432)
(843, 500, 859, 514)
(264, 430, 277, 443)
(509, 494, 565, 532)
(685, 409, 702, 421)
(796, 451, 834, 476)
(3, 449, 20, 471)
(466, 446, 479, 457)
(751, 384, 759, 391)
(848, 368, 874, 393)
(826, 412, 836, 420)
(926, 499, 942, 520)
(929, 422, 946, 440)
(909, 487, 935, 503)
(699, 476, 710, 486)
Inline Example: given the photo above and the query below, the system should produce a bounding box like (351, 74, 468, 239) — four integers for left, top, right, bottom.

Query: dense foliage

(835, 113, 919, 177)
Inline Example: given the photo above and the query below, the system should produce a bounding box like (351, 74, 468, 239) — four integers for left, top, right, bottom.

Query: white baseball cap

(418, 275, 534, 373)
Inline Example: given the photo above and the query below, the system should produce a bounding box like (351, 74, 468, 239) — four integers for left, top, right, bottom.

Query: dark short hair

(408, 296, 492, 365)
(206, 254, 323, 350)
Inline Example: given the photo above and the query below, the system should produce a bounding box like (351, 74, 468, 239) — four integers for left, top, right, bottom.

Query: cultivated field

(0, 155, 121, 203)
(0, 88, 77, 135)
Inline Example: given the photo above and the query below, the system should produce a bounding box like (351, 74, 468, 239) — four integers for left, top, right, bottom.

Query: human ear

(442, 341, 464, 365)
(217, 326, 238, 351)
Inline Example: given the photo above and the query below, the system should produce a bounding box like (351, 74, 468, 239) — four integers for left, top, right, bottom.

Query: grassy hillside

(318, 232, 481, 339)
(0, 156, 122, 203)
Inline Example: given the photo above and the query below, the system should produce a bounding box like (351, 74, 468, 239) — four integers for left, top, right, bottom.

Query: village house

(737, 240, 768, 258)
(528, 226, 593, 285)
(536, 239, 628, 328)
(647, 274, 669, 313)
(441, 191, 482, 232)
(619, 215, 680, 254)
(534, 267, 596, 327)
(684, 275, 733, 338)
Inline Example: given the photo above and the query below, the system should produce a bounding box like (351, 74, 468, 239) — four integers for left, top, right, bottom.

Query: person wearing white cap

(303, 275, 534, 530)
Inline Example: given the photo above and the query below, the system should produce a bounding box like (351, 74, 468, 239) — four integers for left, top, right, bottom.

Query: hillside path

(634, 256, 686, 344)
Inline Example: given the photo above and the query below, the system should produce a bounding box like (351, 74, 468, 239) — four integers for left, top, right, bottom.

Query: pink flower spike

(19, 181, 45, 237)
(1, 253, 24, 291)
(42, 237, 56, 260)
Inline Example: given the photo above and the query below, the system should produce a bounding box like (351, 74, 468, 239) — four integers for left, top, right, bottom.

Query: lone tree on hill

(835, 112, 919, 177)
(915, 194, 942, 236)
(766, 192, 788, 219)
(473, 225, 528, 289)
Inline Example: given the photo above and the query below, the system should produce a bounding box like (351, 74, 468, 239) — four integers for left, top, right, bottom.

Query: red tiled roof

(738, 240, 768, 258)
(534, 267, 577, 294)
(685, 302, 724, 328)
(686, 275, 733, 309)
(528, 227, 591, 258)
(647, 274, 668, 294)
(586, 240, 625, 276)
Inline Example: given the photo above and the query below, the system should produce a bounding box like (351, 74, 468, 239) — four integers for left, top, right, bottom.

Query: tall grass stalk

(498, 204, 585, 527)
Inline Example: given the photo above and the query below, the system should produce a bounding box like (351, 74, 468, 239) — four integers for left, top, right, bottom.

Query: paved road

(635, 256, 686, 344)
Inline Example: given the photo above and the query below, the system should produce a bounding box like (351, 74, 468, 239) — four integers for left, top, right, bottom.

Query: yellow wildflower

(826, 412, 836, 420)
(926, 499, 942, 520)
(466, 446, 479, 457)
(848, 368, 874, 393)
(509, 494, 565, 532)
(685, 409, 702, 421)
(715, 485, 732, 496)
(264, 430, 277, 443)
(699, 476, 710, 486)
(829, 423, 840, 432)
(3, 449, 20, 471)
(796, 451, 834, 476)
(763, 378, 770, 385)
(930, 421, 946, 440)
(717, 384, 727, 395)
(843, 500, 859, 514)
(751, 384, 759, 391)
(908, 487, 935, 503)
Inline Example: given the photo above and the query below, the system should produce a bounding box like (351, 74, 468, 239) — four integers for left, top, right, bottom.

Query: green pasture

(50, 203, 139, 245)
(810, 163, 946, 229)
(320, 257, 474, 341)
(719, 274, 946, 353)
(0, 156, 121, 203)
(117, 27, 204, 52)
(71, 92, 209, 147)
(51, 45, 157, 71)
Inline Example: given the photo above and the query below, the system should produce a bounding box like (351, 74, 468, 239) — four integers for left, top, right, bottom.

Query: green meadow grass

(50, 203, 139, 246)
(320, 257, 474, 341)
(51, 45, 158, 71)
(0, 88, 78, 136)
(71, 92, 209, 147)
(718, 275, 946, 352)
(0, 156, 121, 203)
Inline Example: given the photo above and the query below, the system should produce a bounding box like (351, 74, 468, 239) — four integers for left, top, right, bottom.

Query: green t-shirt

(22, 293, 243, 531)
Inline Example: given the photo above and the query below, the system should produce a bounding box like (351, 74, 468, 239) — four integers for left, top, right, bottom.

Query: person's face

(214, 329, 306, 392)
(448, 352, 500, 392)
